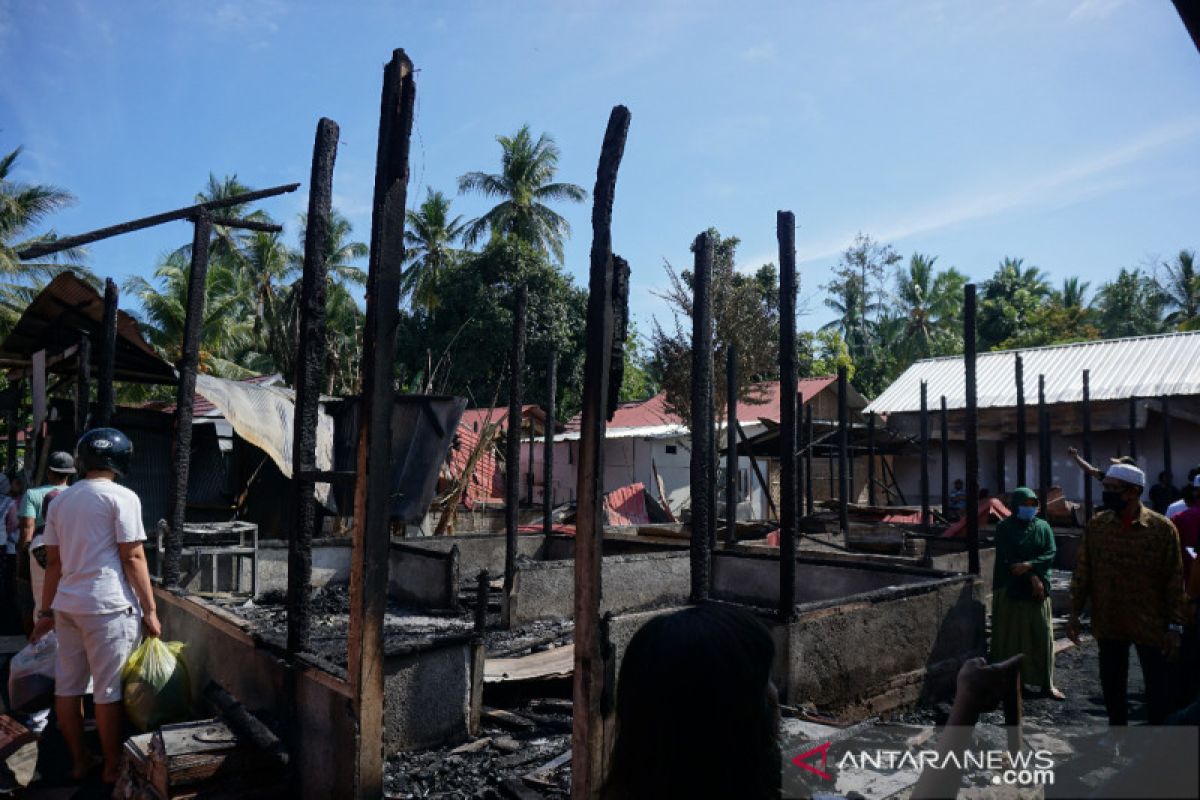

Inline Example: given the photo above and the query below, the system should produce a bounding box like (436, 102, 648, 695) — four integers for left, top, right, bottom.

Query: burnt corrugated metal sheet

(866, 331, 1200, 415)
(0, 272, 175, 384)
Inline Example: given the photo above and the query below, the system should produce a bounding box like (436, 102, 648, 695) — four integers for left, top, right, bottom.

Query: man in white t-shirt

(30, 428, 161, 785)
(1166, 465, 1200, 520)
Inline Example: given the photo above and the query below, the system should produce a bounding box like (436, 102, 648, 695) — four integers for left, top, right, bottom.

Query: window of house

(665, 445, 677, 455)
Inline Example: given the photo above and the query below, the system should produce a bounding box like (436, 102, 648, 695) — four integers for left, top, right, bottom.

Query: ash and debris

(385, 699, 572, 799)
(224, 584, 473, 666)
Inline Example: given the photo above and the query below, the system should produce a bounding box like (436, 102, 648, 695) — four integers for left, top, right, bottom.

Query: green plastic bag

(121, 637, 192, 731)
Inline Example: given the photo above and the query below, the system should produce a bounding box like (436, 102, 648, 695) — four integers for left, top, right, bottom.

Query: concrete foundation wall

(711, 551, 934, 609)
(155, 589, 356, 799)
(399, 532, 545, 578)
(389, 542, 458, 609)
(505, 552, 691, 626)
(250, 540, 352, 596)
(384, 637, 481, 751)
(783, 575, 985, 714)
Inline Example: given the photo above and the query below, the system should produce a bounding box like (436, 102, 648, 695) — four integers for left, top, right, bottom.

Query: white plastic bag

(8, 632, 57, 713)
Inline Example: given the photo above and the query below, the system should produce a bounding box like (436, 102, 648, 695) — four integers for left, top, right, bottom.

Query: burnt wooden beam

(75, 332, 91, 438)
(919, 381, 930, 533)
(543, 350, 557, 537)
(504, 284, 528, 607)
(288, 117, 338, 658)
(348, 49, 415, 800)
(164, 213, 212, 588)
(1038, 374, 1050, 510)
(1128, 396, 1138, 460)
(964, 284, 980, 575)
(777, 211, 797, 620)
(572, 104, 630, 800)
(16, 182, 300, 260)
(940, 395, 949, 511)
(804, 403, 814, 516)
(95, 278, 118, 427)
(837, 365, 849, 535)
(867, 411, 877, 506)
(689, 231, 714, 602)
(1082, 370, 1093, 521)
(725, 345, 738, 546)
(206, 216, 284, 233)
(1162, 393, 1172, 483)
(1014, 354, 1026, 487)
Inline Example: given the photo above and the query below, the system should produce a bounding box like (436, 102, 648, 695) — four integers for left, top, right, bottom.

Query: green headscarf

(1010, 486, 1037, 505)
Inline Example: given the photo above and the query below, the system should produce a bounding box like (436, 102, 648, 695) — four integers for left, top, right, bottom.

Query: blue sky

(3, 0, 1198, 334)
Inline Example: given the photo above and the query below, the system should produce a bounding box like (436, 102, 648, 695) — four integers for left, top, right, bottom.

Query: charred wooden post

(96, 278, 118, 428)
(348, 49, 416, 799)
(572, 105, 630, 800)
(543, 350, 557, 537)
(475, 570, 489, 633)
(725, 345, 738, 546)
(1161, 394, 1171, 482)
(690, 231, 715, 602)
(287, 117, 338, 657)
(75, 333, 91, 437)
(1015, 354, 1026, 487)
(804, 403, 814, 516)
(919, 381, 930, 533)
(964, 284, 980, 575)
(939, 395, 949, 514)
(867, 411, 877, 506)
(1128, 396, 1138, 461)
(1038, 374, 1050, 510)
(16, 183, 299, 261)
(164, 213, 212, 587)
(837, 365, 850, 535)
(504, 285, 528, 606)
(777, 211, 798, 620)
(1082, 370, 1093, 521)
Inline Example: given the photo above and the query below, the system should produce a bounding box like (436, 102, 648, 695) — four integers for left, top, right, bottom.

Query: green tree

(894, 253, 967, 361)
(0, 146, 93, 334)
(1161, 249, 1199, 328)
(457, 125, 586, 264)
(797, 329, 853, 380)
(394, 237, 587, 417)
(402, 188, 466, 311)
(821, 233, 901, 396)
(977, 257, 1051, 350)
(617, 323, 657, 402)
(649, 230, 781, 425)
(1094, 268, 1167, 339)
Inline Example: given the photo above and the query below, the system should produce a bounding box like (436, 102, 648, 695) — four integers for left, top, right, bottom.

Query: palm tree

(1057, 277, 1090, 310)
(457, 125, 586, 263)
(1161, 249, 1199, 328)
(189, 174, 272, 264)
(294, 209, 368, 287)
(1095, 268, 1167, 339)
(0, 146, 93, 332)
(402, 188, 466, 310)
(124, 252, 255, 378)
(894, 254, 967, 359)
(978, 257, 1052, 349)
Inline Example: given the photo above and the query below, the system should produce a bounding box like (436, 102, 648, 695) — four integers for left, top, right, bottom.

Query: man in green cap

(991, 486, 1062, 699)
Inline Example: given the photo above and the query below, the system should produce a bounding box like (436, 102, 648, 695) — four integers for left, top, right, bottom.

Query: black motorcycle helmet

(75, 428, 134, 477)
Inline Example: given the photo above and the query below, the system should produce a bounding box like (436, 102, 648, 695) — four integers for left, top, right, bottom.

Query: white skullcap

(1192, 474, 1200, 488)
(1105, 463, 1145, 487)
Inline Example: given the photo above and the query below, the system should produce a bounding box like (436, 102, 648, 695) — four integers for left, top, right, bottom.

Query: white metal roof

(865, 331, 1200, 415)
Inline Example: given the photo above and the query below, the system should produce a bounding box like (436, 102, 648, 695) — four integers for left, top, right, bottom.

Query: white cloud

(203, 0, 287, 37)
(792, 115, 1200, 265)
(1067, 0, 1128, 23)
(741, 41, 776, 62)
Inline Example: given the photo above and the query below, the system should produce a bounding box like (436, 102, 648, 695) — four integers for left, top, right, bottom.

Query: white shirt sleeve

(112, 491, 147, 544)
(42, 500, 59, 547)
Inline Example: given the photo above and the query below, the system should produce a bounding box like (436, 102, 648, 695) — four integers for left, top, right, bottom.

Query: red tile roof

(458, 404, 546, 434)
(565, 377, 837, 432)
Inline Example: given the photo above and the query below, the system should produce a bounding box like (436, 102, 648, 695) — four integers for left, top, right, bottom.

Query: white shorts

(55, 607, 141, 704)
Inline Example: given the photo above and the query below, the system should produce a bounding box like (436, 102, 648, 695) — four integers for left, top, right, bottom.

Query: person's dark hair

(1159, 470, 1171, 482)
(604, 604, 779, 800)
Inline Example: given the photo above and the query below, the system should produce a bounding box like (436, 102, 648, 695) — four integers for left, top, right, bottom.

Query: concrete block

(383, 637, 479, 751)
(388, 542, 457, 609)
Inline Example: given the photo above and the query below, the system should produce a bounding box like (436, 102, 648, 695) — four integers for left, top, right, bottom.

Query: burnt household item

(326, 395, 466, 524)
(152, 521, 258, 597)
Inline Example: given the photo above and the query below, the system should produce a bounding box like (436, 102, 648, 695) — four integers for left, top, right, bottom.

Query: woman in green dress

(990, 486, 1064, 699)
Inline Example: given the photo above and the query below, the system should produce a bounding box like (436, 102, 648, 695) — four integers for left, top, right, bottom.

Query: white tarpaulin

(194, 374, 335, 505)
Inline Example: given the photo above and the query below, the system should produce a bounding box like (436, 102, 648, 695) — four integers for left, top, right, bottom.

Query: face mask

(1016, 506, 1037, 522)
(1101, 491, 1126, 512)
